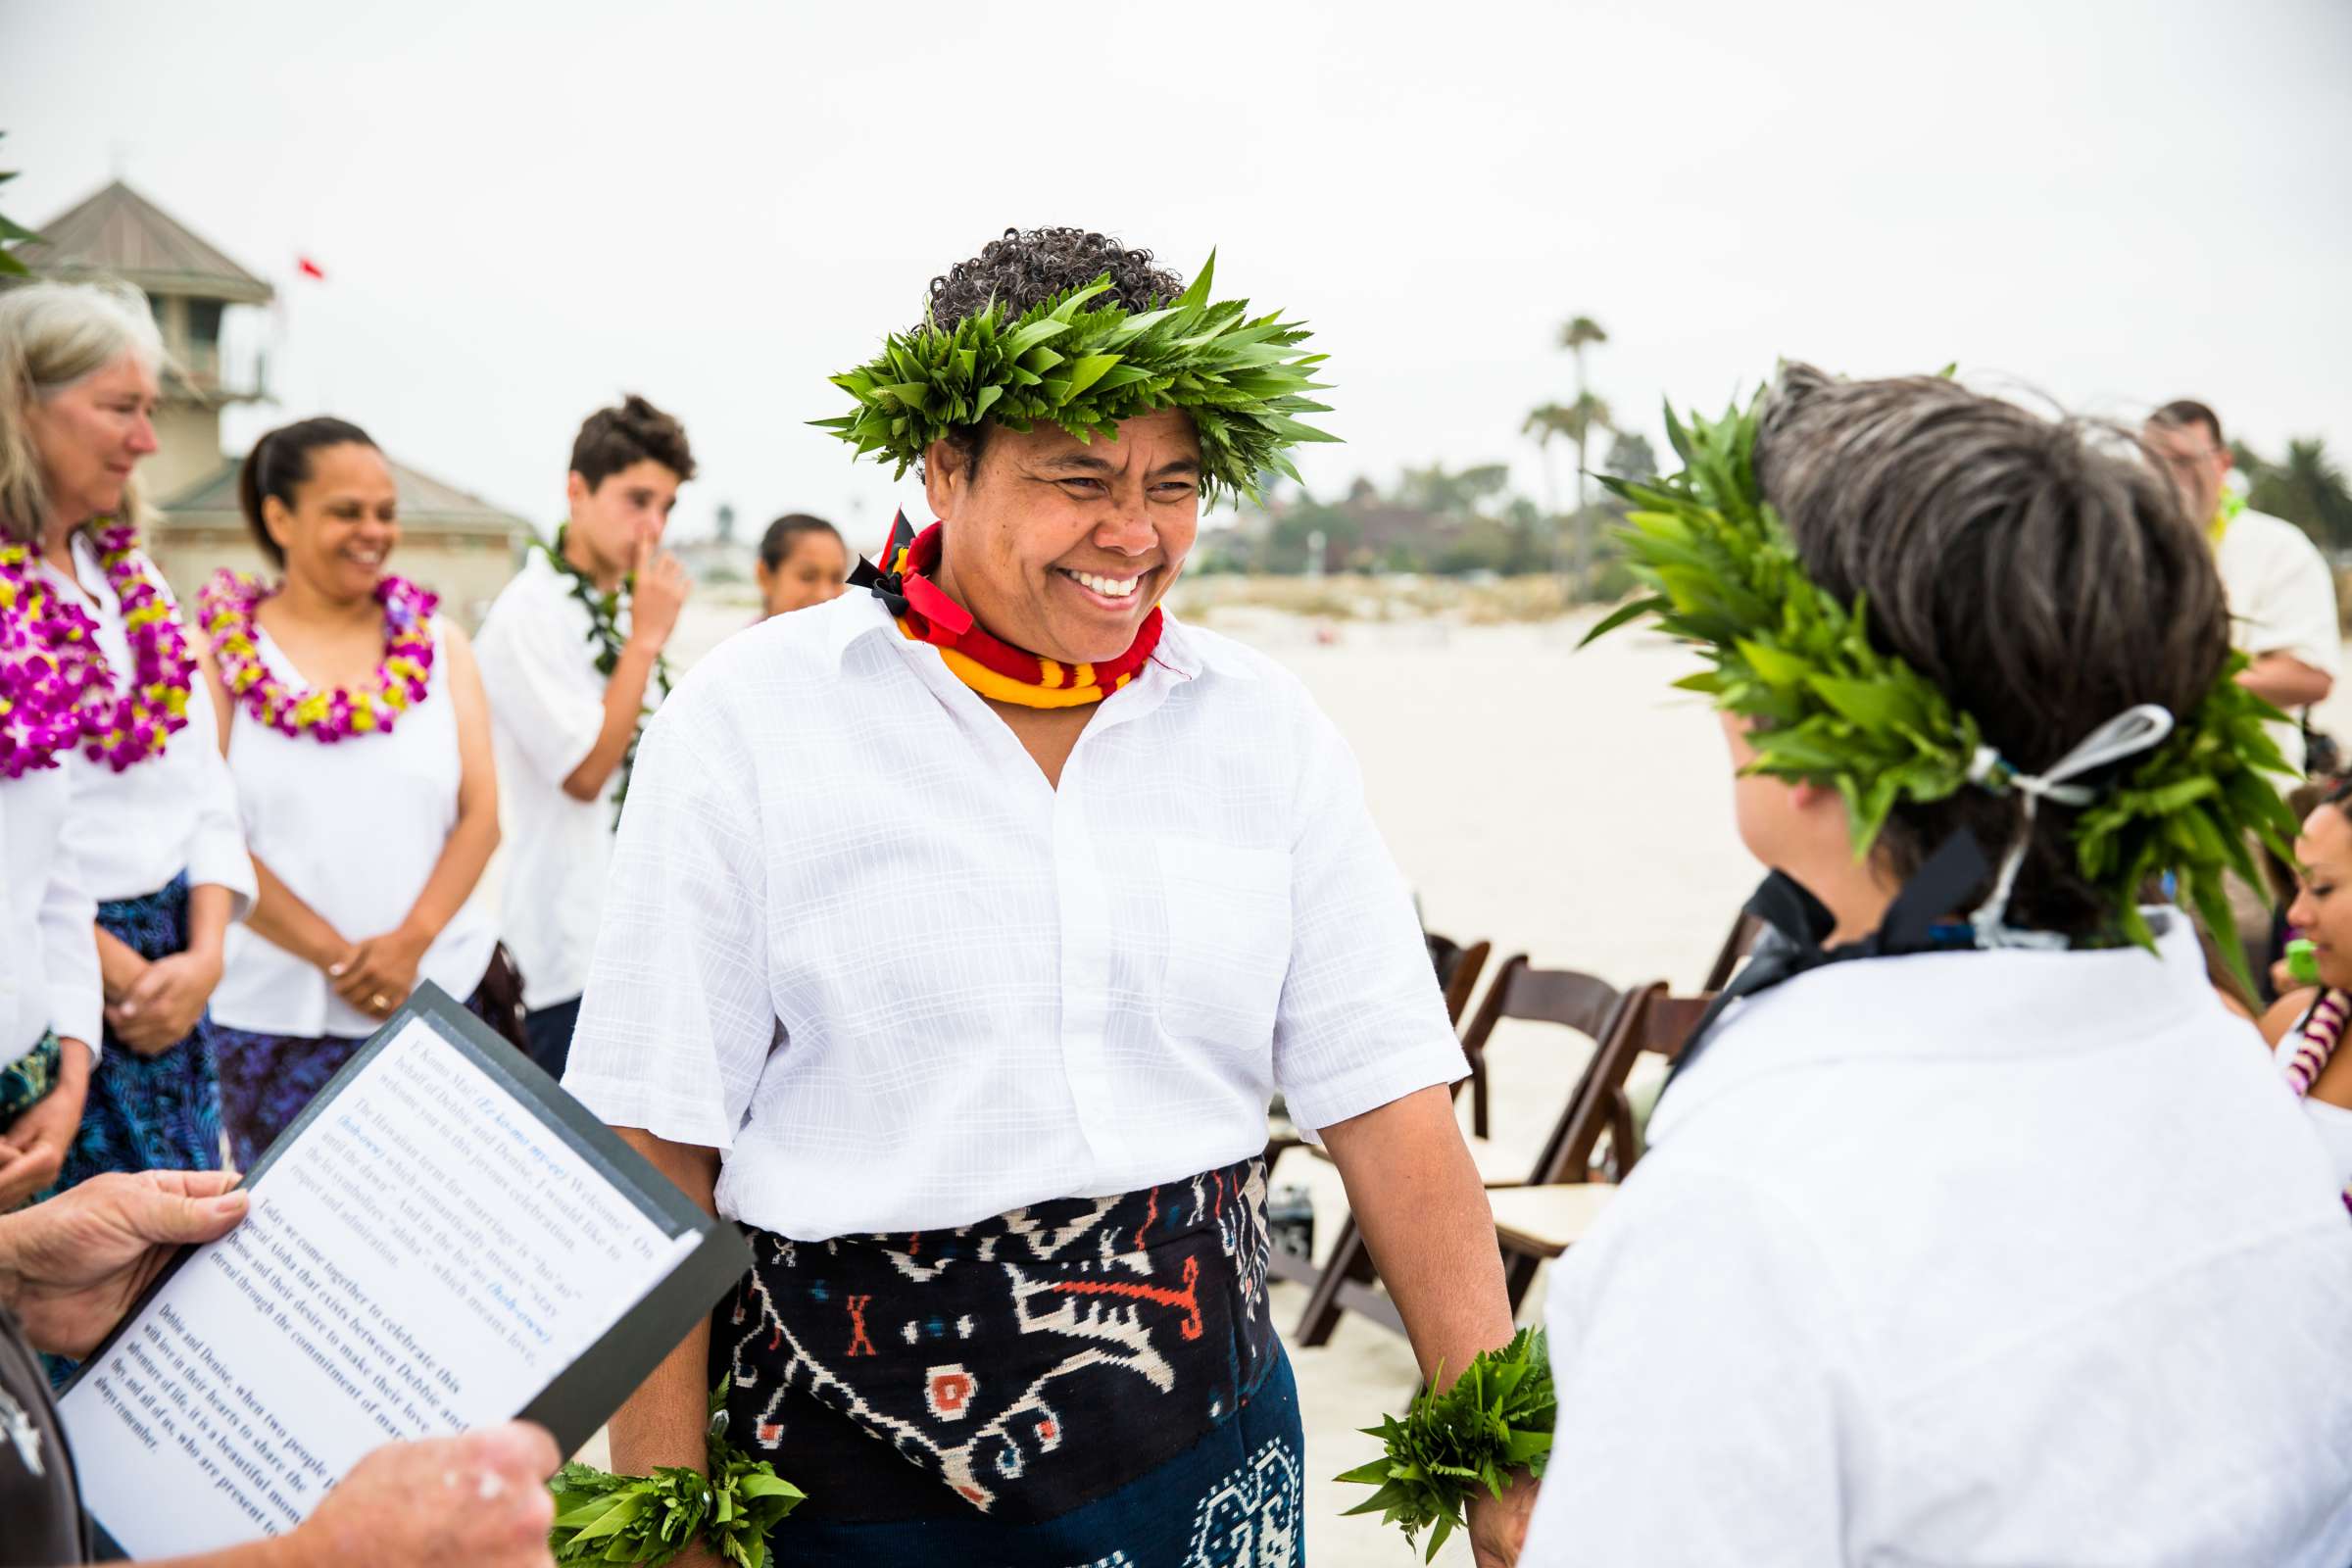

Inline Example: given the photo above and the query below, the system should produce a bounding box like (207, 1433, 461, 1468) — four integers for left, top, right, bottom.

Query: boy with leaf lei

(1500, 367, 2352, 1564)
(471, 395, 695, 1080)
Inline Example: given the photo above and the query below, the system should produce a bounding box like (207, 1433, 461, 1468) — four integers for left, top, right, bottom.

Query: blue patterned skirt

(214, 986, 505, 1171)
(58, 872, 221, 1190)
(714, 1157, 1304, 1566)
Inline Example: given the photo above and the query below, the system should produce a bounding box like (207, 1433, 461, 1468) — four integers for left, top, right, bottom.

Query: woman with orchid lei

(2259, 780, 2352, 1208)
(198, 416, 511, 1170)
(1514, 367, 2352, 1563)
(0, 279, 255, 1212)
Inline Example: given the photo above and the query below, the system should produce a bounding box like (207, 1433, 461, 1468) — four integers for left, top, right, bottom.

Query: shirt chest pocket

(1153, 836, 1293, 1045)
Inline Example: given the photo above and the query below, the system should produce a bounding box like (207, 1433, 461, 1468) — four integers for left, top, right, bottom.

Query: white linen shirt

(42, 533, 253, 907)
(1525, 912, 2352, 1567)
(0, 765, 101, 1064)
(565, 590, 1466, 1240)
(472, 547, 634, 1009)
(2216, 505, 2341, 773)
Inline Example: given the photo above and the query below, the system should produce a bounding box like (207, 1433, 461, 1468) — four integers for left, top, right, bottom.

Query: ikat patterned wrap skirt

(714, 1156, 1303, 1566)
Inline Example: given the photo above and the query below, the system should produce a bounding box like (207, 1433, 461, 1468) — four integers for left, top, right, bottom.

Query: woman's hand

(0, 1167, 247, 1355)
(106, 947, 223, 1054)
(330, 925, 430, 1021)
(0, 1041, 91, 1208)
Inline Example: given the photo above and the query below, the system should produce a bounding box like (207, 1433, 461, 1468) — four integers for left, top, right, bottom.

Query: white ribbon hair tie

(1965, 703, 2176, 949)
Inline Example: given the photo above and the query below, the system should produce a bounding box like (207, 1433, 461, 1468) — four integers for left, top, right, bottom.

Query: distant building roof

(158, 455, 527, 537)
(15, 181, 273, 305)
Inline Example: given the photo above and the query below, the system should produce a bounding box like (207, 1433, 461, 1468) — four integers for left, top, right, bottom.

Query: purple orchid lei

(0, 523, 194, 780)
(198, 569, 438, 741)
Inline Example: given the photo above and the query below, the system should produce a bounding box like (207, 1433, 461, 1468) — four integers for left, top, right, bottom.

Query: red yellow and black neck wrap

(850, 513, 1163, 710)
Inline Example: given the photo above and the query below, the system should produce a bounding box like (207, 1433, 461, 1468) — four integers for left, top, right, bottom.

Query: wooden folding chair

(1702, 909, 1763, 994)
(1486, 988, 1716, 1304)
(1427, 932, 1494, 1027)
(1292, 960, 1641, 1347)
(1459, 952, 1606, 1142)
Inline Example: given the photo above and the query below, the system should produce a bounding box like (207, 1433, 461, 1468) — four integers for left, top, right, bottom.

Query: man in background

(2145, 399, 2339, 775)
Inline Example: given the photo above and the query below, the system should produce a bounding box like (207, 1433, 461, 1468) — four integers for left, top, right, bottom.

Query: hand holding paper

(0, 1168, 250, 1358)
(299, 1420, 562, 1568)
(56, 987, 753, 1559)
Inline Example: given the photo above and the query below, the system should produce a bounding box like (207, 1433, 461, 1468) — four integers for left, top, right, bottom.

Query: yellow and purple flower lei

(199, 569, 437, 741)
(0, 523, 194, 779)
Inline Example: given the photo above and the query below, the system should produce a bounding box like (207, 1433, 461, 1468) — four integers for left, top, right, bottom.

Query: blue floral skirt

(714, 1157, 1304, 1565)
(57, 872, 221, 1190)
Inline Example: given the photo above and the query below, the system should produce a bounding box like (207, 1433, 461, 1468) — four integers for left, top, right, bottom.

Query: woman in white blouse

(201, 416, 503, 1170)
(0, 766, 98, 1212)
(569, 230, 1528, 1567)
(2, 280, 253, 1194)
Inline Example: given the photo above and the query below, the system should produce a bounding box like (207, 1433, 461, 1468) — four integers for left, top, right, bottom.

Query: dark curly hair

(922, 228, 1186, 480)
(925, 227, 1183, 331)
(570, 393, 697, 492)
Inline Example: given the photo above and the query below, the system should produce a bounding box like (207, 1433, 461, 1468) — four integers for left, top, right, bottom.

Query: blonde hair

(0, 278, 169, 544)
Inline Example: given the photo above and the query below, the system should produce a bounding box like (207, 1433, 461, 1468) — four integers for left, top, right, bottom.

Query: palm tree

(2245, 436, 2352, 557)
(2279, 439, 2352, 557)
(1522, 403, 1572, 521)
(1556, 317, 1609, 509)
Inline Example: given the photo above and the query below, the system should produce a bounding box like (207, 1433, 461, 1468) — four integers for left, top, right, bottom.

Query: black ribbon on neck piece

(847, 512, 919, 619)
(1670, 830, 1993, 1087)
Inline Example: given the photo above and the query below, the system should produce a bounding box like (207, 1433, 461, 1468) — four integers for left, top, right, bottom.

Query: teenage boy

(473, 395, 695, 1078)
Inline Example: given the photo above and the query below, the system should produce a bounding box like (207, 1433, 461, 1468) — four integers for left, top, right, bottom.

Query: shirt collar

(1653, 908, 2215, 1141)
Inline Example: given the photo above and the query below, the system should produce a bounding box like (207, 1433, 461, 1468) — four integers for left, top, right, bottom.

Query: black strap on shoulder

(1668, 830, 1992, 1087)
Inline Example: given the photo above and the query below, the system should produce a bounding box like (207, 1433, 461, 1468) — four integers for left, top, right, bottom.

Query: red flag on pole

(296, 257, 325, 280)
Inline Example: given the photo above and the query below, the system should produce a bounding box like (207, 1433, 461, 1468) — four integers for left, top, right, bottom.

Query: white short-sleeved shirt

(41, 533, 254, 908)
(1524, 912, 2352, 1567)
(2216, 505, 2341, 773)
(0, 765, 101, 1064)
(473, 547, 637, 1009)
(565, 590, 1466, 1240)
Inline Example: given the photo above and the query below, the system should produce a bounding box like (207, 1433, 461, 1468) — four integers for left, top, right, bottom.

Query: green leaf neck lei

(1583, 382, 2301, 994)
(539, 525, 672, 827)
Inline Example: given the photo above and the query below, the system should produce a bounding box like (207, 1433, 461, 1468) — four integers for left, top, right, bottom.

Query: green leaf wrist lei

(549, 1383, 805, 1567)
(1337, 1327, 1555, 1563)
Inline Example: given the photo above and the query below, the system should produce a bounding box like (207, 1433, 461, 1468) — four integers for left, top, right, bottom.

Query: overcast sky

(5, 0, 2347, 544)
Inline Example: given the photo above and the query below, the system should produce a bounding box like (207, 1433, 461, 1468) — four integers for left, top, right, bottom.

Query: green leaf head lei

(814, 252, 1338, 509)
(1583, 378, 2301, 990)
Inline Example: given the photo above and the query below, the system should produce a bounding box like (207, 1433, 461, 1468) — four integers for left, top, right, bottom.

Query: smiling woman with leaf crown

(559, 228, 1532, 1567)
